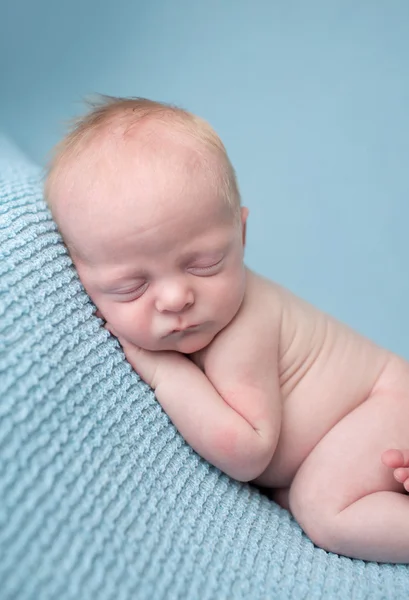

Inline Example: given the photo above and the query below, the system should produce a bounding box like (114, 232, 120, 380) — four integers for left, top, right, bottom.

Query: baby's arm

(115, 336, 281, 482)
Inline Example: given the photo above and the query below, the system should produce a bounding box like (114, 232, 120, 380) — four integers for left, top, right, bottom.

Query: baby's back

(247, 270, 394, 487)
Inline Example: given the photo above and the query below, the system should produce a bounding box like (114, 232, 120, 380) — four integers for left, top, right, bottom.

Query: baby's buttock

(256, 345, 404, 490)
(288, 356, 409, 517)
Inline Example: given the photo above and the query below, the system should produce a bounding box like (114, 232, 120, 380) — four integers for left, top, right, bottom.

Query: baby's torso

(209, 268, 400, 488)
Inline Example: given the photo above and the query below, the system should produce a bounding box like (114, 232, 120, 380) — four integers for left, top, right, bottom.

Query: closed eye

(188, 259, 223, 275)
(112, 282, 148, 300)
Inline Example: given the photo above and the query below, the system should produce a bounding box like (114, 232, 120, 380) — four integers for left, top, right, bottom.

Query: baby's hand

(106, 325, 185, 389)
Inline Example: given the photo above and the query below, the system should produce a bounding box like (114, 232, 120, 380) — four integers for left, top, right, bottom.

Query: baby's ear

(241, 206, 249, 246)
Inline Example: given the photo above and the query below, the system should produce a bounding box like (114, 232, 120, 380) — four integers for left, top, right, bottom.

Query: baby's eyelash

(115, 288, 138, 295)
(115, 283, 148, 297)
(195, 264, 217, 271)
(189, 259, 223, 273)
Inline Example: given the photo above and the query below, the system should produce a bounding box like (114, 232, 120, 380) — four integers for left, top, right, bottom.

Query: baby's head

(45, 96, 249, 353)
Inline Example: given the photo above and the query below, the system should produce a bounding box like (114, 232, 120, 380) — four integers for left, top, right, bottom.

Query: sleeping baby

(45, 96, 409, 563)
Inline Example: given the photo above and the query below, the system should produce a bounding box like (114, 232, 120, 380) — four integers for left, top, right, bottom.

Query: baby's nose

(155, 283, 194, 313)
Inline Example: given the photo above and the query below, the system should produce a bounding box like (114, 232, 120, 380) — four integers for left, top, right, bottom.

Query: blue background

(1, 0, 409, 356)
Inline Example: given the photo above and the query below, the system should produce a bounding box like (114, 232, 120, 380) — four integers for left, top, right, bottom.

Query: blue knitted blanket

(1, 133, 408, 599)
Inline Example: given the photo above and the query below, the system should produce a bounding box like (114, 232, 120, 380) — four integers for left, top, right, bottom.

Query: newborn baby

(45, 96, 409, 563)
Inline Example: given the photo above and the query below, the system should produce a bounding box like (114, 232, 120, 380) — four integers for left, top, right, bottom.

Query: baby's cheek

(216, 276, 245, 319)
(89, 296, 148, 345)
(114, 304, 152, 342)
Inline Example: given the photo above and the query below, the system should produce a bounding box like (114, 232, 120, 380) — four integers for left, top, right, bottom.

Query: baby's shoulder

(244, 268, 283, 309)
(199, 269, 283, 367)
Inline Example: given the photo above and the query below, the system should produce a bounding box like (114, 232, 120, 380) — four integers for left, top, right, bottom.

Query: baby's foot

(382, 449, 409, 492)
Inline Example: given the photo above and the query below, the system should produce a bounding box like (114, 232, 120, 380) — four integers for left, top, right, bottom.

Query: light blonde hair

(44, 95, 241, 219)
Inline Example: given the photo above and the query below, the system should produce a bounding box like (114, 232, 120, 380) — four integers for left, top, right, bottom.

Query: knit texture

(0, 133, 408, 600)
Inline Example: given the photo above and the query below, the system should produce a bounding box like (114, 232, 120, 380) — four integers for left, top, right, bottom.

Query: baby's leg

(289, 392, 409, 563)
(270, 487, 291, 511)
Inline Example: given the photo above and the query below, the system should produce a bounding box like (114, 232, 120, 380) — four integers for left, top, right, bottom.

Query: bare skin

(117, 270, 409, 563)
(50, 119, 409, 563)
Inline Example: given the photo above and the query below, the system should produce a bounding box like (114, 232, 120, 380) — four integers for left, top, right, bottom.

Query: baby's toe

(399, 472, 409, 493)
(393, 468, 409, 492)
(382, 450, 409, 493)
(382, 449, 409, 468)
(393, 467, 408, 483)
(382, 449, 404, 468)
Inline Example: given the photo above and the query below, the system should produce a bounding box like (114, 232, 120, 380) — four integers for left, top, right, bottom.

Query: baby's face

(78, 205, 247, 354)
(62, 132, 248, 354)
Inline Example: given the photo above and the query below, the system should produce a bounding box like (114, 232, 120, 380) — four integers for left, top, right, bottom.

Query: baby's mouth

(169, 324, 200, 335)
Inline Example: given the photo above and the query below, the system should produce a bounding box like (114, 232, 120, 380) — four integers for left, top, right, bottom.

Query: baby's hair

(44, 95, 241, 219)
